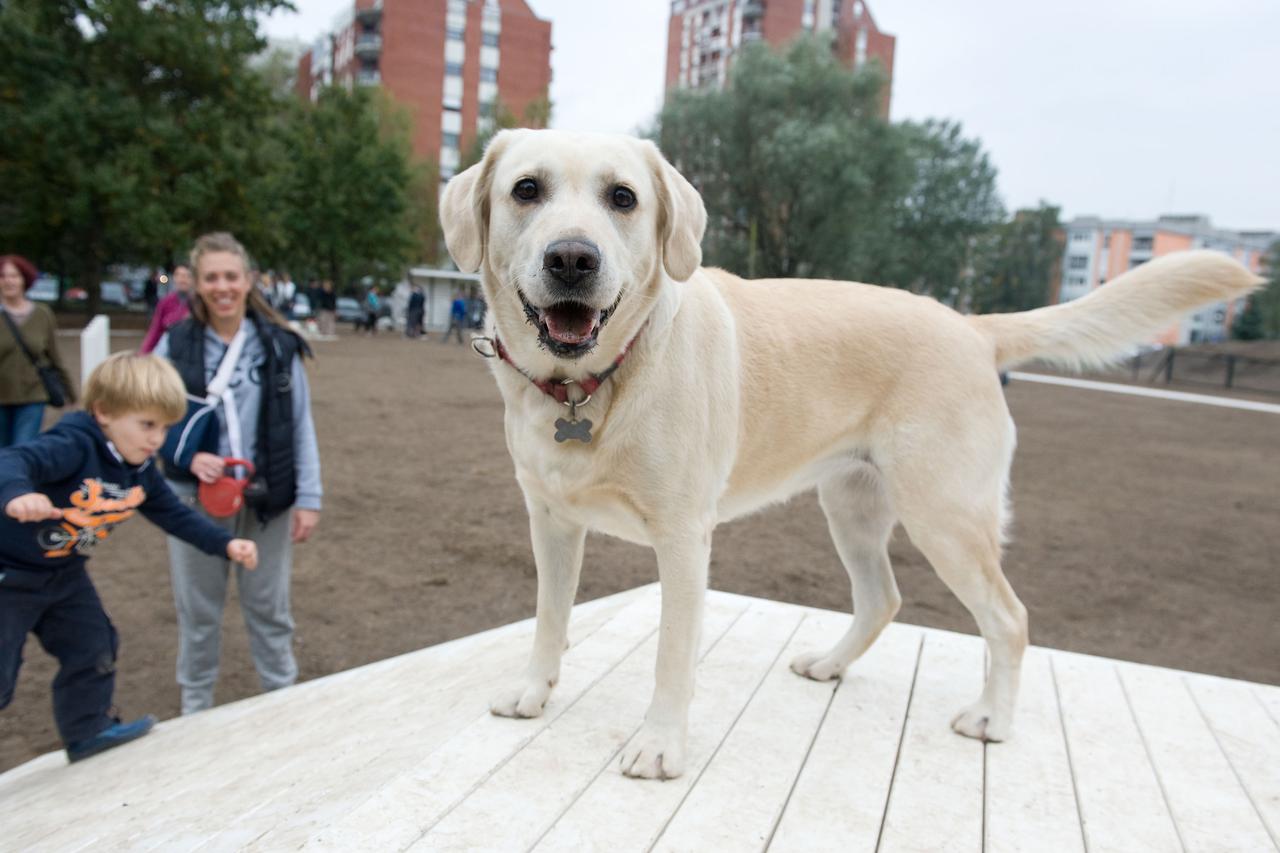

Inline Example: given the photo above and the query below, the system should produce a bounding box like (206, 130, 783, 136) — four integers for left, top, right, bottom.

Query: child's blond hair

(81, 353, 188, 424)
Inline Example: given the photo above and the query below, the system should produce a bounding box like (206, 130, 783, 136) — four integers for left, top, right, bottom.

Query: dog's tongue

(541, 303, 601, 345)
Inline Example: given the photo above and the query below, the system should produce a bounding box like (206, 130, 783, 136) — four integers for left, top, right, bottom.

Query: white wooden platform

(3, 584, 1278, 852)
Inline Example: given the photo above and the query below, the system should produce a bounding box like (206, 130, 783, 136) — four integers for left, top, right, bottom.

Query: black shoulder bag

(2, 309, 70, 407)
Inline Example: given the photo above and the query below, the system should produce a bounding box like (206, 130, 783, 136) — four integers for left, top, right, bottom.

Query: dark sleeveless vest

(164, 313, 311, 523)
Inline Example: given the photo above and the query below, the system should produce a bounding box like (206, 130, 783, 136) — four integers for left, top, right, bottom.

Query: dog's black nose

(544, 240, 600, 285)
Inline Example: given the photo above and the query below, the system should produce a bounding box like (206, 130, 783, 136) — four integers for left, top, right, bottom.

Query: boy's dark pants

(0, 566, 119, 745)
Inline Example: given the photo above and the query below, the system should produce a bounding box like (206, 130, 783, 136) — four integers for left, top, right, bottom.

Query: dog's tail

(968, 250, 1265, 371)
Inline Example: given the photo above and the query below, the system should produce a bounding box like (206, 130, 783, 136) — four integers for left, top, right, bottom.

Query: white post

(80, 315, 110, 389)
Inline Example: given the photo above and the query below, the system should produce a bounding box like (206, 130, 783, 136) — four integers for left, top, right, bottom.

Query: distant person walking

(405, 284, 425, 339)
(0, 254, 76, 447)
(316, 281, 337, 337)
(361, 287, 380, 336)
(444, 292, 467, 344)
(140, 264, 193, 354)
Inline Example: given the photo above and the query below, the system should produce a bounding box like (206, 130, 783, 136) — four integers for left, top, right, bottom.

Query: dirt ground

(2, 326, 1277, 772)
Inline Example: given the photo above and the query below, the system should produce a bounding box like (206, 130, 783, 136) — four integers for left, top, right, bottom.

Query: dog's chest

(514, 447, 652, 545)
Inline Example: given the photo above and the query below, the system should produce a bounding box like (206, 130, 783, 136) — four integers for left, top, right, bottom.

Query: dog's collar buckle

(475, 328, 644, 444)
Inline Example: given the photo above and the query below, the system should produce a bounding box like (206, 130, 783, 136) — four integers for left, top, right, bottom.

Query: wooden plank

(298, 592, 741, 851)
(877, 629, 986, 853)
(532, 600, 808, 852)
(1120, 663, 1274, 851)
(1254, 682, 1280, 728)
(1187, 675, 1280, 847)
(766, 621, 922, 853)
(3, 585, 651, 852)
(984, 646, 1085, 853)
(647, 610, 845, 853)
(409, 597, 753, 851)
(1051, 651, 1181, 852)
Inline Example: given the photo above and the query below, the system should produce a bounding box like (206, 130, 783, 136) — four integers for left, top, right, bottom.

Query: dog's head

(440, 129, 705, 361)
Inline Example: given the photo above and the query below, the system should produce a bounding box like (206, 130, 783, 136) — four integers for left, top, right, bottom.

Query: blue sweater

(0, 411, 233, 573)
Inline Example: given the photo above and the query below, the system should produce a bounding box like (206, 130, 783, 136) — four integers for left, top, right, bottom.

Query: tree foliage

(656, 37, 1004, 296)
(0, 0, 290, 312)
(274, 85, 428, 286)
(0, 0, 434, 303)
(969, 203, 1064, 314)
(1236, 240, 1280, 339)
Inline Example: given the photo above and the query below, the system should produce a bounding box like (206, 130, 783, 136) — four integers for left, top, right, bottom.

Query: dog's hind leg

(490, 498, 585, 719)
(790, 463, 901, 682)
(895, 483, 1027, 743)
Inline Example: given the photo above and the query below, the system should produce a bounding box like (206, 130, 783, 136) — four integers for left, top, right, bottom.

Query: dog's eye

(512, 179, 540, 202)
(610, 186, 637, 210)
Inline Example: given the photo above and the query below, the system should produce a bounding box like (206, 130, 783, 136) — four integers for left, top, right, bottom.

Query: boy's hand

(226, 539, 258, 570)
(5, 493, 62, 523)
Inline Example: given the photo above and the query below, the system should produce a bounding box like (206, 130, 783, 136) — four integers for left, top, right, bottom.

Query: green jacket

(0, 303, 77, 406)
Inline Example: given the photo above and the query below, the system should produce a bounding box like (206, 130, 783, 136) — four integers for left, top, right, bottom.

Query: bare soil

(2, 328, 1277, 772)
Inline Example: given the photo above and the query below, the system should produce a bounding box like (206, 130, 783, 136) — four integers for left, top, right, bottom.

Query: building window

(447, 26, 464, 41)
(482, 32, 499, 47)
(1132, 236, 1154, 251)
(445, 61, 463, 77)
(480, 67, 497, 82)
(443, 132, 460, 149)
(1067, 255, 1089, 270)
(479, 101, 493, 118)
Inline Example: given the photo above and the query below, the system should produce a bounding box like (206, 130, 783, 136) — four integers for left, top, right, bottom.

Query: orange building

(1057, 215, 1275, 344)
(665, 0, 896, 117)
(295, 0, 552, 181)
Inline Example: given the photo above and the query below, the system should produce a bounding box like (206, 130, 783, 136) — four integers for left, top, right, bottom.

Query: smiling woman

(152, 232, 323, 715)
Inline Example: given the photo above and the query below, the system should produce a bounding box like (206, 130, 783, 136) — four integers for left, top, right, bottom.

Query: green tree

(1231, 296, 1265, 340)
(0, 0, 290, 313)
(884, 120, 1005, 297)
(277, 85, 426, 287)
(969, 203, 1064, 314)
(1241, 239, 1280, 339)
(655, 36, 1003, 293)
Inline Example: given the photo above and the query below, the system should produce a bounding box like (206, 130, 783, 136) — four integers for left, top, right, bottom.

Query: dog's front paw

(620, 723, 686, 780)
(950, 701, 1010, 742)
(489, 679, 554, 719)
(789, 650, 845, 682)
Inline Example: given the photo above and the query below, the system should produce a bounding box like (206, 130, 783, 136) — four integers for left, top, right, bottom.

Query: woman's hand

(5, 493, 62, 523)
(189, 452, 225, 485)
(291, 508, 320, 543)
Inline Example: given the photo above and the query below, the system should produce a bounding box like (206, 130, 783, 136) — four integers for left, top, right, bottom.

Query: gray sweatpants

(166, 479, 298, 714)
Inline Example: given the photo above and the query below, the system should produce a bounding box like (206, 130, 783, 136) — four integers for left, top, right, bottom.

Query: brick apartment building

(665, 0, 896, 115)
(1057, 214, 1275, 344)
(295, 0, 551, 180)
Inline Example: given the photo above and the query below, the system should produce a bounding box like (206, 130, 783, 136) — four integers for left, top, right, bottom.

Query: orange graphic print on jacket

(39, 479, 145, 558)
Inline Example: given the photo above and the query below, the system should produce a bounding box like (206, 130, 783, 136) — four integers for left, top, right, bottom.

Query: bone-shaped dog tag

(554, 416, 593, 443)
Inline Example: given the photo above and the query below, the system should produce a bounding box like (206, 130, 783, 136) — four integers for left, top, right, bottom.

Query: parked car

(336, 296, 363, 324)
(100, 282, 130, 308)
(60, 282, 132, 308)
(289, 292, 312, 320)
(27, 276, 60, 303)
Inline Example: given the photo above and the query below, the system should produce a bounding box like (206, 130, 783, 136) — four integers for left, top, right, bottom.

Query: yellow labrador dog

(440, 128, 1260, 780)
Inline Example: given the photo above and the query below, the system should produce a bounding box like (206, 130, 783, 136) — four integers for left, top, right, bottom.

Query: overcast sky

(263, 0, 1280, 231)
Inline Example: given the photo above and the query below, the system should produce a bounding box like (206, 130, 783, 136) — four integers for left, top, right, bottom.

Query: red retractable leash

(198, 458, 256, 518)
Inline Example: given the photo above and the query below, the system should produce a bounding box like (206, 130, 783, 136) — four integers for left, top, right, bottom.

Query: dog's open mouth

(520, 292, 617, 358)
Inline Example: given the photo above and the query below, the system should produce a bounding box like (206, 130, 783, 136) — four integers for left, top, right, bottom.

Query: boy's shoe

(65, 715, 157, 763)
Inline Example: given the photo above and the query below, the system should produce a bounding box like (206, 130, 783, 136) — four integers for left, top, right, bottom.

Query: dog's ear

(440, 131, 513, 273)
(645, 141, 706, 282)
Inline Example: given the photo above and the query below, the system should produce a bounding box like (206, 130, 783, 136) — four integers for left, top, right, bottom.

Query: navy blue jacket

(0, 411, 232, 573)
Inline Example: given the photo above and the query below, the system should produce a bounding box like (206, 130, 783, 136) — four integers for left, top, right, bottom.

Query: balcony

(354, 33, 382, 59)
(741, 0, 765, 19)
(355, 2, 382, 25)
(356, 68, 381, 87)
